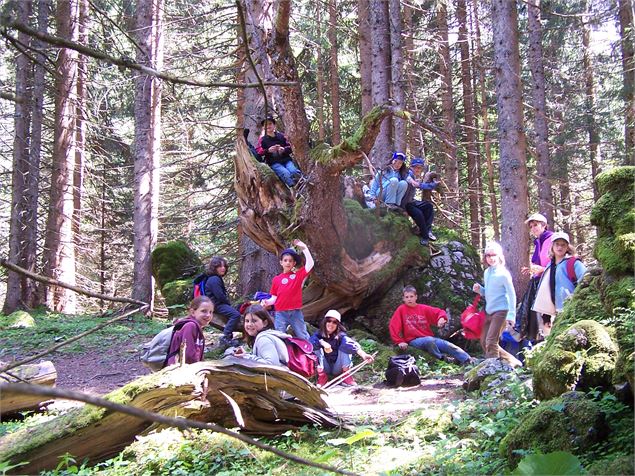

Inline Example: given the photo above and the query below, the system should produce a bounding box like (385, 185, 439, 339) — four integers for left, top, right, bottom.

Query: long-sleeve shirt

(256, 132, 293, 165)
(531, 230, 554, 276)
(477, 265, 516, 322)
(241, 329, 290, 366)
(204, 275, 231, 307)
(309, 331, 360, 366)
(538, 257, 587, 312)
(389, 303, 446, 345)
(166, 318, 205, 366)
(369, 168, 406, 199)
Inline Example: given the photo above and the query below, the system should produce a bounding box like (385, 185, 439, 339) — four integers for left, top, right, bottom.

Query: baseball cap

(525, 213, 548, 225)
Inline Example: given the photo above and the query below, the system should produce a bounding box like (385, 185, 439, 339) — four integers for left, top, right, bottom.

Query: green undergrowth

(0, 310, 167, 358)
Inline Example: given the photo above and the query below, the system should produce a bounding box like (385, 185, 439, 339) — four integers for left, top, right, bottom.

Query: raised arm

(293, 239, 314, 272)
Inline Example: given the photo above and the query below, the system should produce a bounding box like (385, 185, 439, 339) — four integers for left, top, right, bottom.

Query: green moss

(533, 349, 584, 400)
(161, 279, 192, 309)
(587, 454, 635, 476)
(0, 310, 35, 328)
(595, 166, 635, 197)
(151, 240, 202, 289)
(603, 276, 635, 313)
(595, 235, 634, 276)
(555, 320, 618, 355)
(499, 392, 607, 466)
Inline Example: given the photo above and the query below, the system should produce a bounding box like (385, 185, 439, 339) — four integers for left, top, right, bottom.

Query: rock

(151, 240, 202, 289)
(463, 358, 514, 392)
(161, 279, 193, 312)
(587, 455, 635, 476)
(0, 310, 35, 329)
(499, 391, 609, 466)
(532, 320, 618, 400)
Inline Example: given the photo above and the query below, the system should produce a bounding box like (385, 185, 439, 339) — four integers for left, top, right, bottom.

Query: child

(263, 239, 313, 340)
(402, 156, 439, 246)
(166, 296, 214, 366)
(310, 310, 374, 387)
(203, 256, 241, 348)
(233, 304, 290, 367)
(255, 116, 301, 187)
(472, 242, 519, 363)
(368, 152, 409, 209)
(533, 232, 587, 325)
(389, 286, 472, 365)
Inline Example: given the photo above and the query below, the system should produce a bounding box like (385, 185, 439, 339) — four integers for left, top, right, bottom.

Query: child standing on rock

(263, 239, 313, 340)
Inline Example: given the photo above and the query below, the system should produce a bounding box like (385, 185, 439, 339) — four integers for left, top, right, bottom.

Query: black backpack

(385, 354, 421, 387)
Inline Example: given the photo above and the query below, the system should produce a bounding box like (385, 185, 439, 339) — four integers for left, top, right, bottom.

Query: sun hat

(551, 231, 570, 244)
(525, 213, 548, 225)
(324, 309, 341, 322)
(411, 157, 425, 167)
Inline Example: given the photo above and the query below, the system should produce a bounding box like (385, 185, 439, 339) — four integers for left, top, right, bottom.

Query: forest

(0, 0, 633, 474)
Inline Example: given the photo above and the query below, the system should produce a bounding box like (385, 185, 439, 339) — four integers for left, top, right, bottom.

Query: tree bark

(491, 0, 530, 297)
(0, 361, 56, 416)
(41, 0, 79, 313)
(618, 0, 635, 165)
(328, 0, 341, 144)
(403, 2, 422, 154)
(456, 0, 480, 248)
(4, 0, 34, 314)
(316, 3, 326, 142)
(73, 0, 88, 239)
(369, 0, 392, 167)
(132, 0, 163, 308)
(436, 3, 459, 215)
(389, 0, 406, 151)
(358, 0, 372, 117)
(527, 0, 554, 224)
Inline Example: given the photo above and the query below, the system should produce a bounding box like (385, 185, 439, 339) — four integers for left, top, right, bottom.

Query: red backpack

(461, 295, 485, 340)
(565, 257, 581, 286)
(283, 337, 318, 378)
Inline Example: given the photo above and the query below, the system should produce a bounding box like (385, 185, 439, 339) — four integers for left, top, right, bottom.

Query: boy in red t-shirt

(263, 239, 313, 340)
(389, 286, 472, 365)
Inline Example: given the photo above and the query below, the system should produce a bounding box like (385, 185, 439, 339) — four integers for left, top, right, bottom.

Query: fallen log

(0, 361, 57, 416)
(0, 358, 342, 474)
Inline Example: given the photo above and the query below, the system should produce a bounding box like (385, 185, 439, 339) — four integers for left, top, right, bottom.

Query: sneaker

(428, 231, 437, 241)
(419, 238, 429, 246)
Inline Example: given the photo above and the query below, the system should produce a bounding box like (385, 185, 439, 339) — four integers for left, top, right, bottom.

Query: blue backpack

(192, 274, 207, 298)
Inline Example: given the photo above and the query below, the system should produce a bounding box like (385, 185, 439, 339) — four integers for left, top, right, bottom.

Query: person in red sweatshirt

(389, 286, 472, 365)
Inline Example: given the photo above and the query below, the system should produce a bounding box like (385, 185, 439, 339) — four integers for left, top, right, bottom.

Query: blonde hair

(549, 241, 576, 258)
(482, 241, 505, 266)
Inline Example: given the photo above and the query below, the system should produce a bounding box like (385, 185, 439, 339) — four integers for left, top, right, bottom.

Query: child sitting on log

(255, 116, 302, 187)
(310, 310, 374, 387)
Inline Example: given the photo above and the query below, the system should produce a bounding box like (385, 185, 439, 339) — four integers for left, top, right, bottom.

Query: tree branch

(0, 258, 148, 306)
(0, 304, 149, 375)
(0, 19, 296, 89)
(0, 383, 359, 476)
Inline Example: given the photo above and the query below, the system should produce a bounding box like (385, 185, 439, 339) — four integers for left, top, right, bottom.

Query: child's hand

(233, 347, 245, 357)
(292, 239, 307, 250)
(437, 317, 447, 328)
(472, 283, 481, 293)
(359, 351, 375, 363)
(398, 342, 408, 351)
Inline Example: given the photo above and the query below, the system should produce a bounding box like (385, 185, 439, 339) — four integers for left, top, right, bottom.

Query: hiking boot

(428, 231, 437, 241)
(317, 370, 329, 387)
(340, 367, 357, 387)
(419, 238, 429, 246)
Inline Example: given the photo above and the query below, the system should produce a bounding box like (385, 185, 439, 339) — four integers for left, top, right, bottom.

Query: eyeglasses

(485, 253, 497, 258)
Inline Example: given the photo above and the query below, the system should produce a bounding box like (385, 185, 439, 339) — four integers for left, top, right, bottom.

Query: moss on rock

(587, 454, 635, 476)
(499, 392, 608, 466)
(151, 240, 202, 289)
(0, 310, 35, 328)
(532, 349, 584, 399)
(161, 279, 193, 311)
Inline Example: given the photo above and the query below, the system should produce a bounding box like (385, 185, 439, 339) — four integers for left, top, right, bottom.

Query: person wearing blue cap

(368, 152, 409, 210)
(401, 156, 439, 246)
(262, 239, 313, 340)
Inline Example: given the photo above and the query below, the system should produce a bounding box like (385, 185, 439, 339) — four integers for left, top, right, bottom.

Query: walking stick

(322, 352, 377, 390)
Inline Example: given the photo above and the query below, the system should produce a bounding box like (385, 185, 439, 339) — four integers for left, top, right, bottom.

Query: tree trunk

(618, 0, 635, 165)
(0, 360, 338, 474)
(369, 0, 392, 167)
(132, 0, 163, 307)
(4, 0, 34, 314)
(456, 0, 479, 248)
(491, 0, 530, 297)
(328, 0, 341, 144)
(41, 0, 78, 313)
(389, 0, 406, 151)
(316, 3, 326, 142)
(436, 3, 459, 215)
(581, 2, 601, 201)
(73, 0, 88, 239)
(358, 0, 372, 117)
(0, 361, 56, 416)
(403, 2, 422, 154)
(527, 0, 554, 224)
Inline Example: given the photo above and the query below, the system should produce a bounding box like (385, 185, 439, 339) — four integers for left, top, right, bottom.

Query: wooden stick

(322, 352, 377, 390)
(0, 258, 148, 306)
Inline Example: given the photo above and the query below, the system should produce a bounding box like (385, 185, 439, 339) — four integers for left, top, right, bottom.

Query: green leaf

(344, 429, 376, 445)
(512, 451, 586, 475)
(313, 449, 339, 463)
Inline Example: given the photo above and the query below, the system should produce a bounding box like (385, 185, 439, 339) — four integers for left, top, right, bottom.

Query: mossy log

(0, 359, 340, 474)
(0, 361, 56, 416)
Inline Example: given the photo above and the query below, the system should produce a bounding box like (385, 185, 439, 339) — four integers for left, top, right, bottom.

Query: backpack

(283, 337, 318, 378)
(461, 295, 485, 340)
(565, 257, 582, 286)
(140, 321, 190, 371)
(385, 354, 421, 387)
(192, 274, 207, 298)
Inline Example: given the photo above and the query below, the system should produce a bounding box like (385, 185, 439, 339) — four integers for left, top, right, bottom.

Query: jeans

(405, 200, 434, 237)
(274, 309, 310, 340)
(270, 161, 301, 187)
(408, 336, 470, 363)
(317, 349, 353, 376)
(216, 303, 242, 341)
(380, 177, 408, 206)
